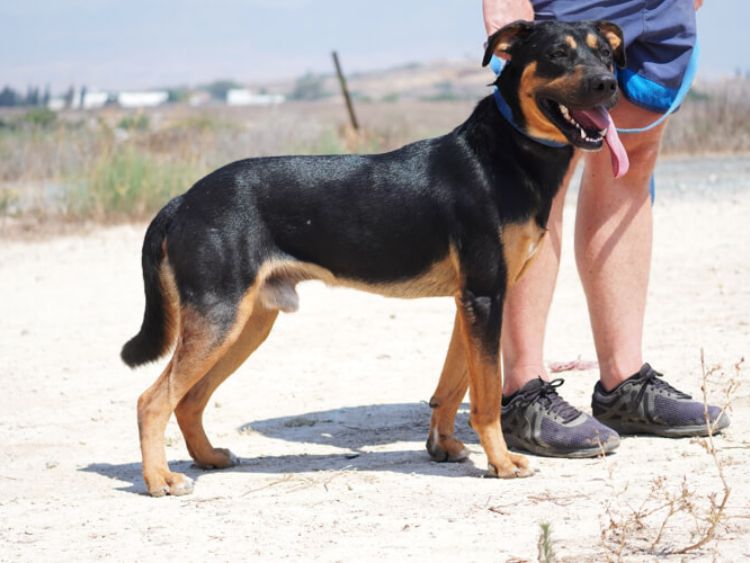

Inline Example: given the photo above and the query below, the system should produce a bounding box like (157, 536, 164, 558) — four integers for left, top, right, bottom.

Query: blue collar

(493, 88, 567, 148)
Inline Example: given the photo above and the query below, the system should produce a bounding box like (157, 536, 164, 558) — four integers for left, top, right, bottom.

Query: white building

(82, 91, 109, 109)
(46, 90, 108, 110)
(47, 97, 66, 111)
(226, 88, 284, 106)
(117, 91, 169, 108)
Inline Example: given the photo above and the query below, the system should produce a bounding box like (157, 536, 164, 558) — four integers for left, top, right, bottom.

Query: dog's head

(483, 20, 628, 174)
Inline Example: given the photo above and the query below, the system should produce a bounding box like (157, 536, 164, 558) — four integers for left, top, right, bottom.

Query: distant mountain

(248, 58, 494, 102)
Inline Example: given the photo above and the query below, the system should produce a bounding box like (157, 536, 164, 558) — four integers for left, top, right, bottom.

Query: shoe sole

(504, 433, 620, 459)
(596, 413, 730, 438)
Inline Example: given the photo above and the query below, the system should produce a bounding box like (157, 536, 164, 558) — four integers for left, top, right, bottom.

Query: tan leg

(137, 305, 254, 497)
(455, 294, 532, 478)
(426, 312, 470, 462)
(175, 305, 278, 469)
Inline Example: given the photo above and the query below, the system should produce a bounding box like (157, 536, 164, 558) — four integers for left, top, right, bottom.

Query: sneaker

(592, 363, 731, 437)
(502, 378, 620, 458)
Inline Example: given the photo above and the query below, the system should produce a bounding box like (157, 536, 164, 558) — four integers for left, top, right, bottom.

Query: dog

(122, 19, 627, 496)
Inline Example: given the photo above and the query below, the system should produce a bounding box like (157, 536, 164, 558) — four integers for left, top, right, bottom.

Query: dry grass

(599, 353, 743, 560)
(0, 100, 469, 222)
(1, 79, 748, 223)
(663, 80, 750, 153)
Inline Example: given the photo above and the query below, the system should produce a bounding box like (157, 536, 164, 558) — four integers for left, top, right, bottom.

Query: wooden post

(332, 50, 359, 131)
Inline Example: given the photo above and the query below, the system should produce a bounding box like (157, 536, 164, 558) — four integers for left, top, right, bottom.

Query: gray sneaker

(502, 378, 620, 458)
(592, 363, 731, 437)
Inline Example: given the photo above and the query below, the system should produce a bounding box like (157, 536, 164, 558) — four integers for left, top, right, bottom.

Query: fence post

(332, 51, 359, 131)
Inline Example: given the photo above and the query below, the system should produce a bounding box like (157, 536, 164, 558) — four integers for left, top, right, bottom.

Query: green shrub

(70, 147, 203, 219)
(117, 113, 150, 131)
(22, 108, 57, 128)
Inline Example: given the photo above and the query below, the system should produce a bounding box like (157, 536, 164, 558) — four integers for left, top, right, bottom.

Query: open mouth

(538, 97, 629, 178)
(539, 98, 608, 149)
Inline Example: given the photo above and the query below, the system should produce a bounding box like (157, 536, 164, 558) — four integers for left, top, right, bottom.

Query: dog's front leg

(455, 285, 533, 478)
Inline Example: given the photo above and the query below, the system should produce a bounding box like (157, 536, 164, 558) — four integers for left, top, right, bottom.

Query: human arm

(482, 0, 534, 35)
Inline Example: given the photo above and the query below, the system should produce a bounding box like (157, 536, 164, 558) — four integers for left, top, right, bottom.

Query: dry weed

(599, 352, 743, 560)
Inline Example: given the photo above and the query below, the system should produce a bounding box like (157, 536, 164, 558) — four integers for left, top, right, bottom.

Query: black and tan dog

(122, 20, 627, 496)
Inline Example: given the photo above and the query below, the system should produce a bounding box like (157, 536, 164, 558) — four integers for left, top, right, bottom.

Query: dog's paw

(193, 448, 239, 470)
(485, 453, 534, 479)
(147, 472, 194, 497)
(426, 433, 470, 463)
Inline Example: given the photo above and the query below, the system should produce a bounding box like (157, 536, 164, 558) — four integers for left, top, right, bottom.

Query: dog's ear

(482, 20, 535, 67)
(595, 21, 626, 68)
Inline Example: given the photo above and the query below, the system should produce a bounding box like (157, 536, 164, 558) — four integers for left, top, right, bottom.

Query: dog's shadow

(243, 401, 474, 450)
(82, 402, 480, 495)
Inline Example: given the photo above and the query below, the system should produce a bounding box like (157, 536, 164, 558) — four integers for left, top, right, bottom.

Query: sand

(1, 179, 748, 561)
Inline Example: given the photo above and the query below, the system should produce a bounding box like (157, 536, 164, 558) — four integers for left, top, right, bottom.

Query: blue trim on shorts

(618, 69, 679, 114)
(617, 68, 679, 113)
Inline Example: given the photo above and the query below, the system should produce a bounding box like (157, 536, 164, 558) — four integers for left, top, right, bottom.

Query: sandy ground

(1, 182, 749, 561)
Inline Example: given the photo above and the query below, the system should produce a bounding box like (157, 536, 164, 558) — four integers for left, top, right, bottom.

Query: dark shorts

(531, 0, 697, 113)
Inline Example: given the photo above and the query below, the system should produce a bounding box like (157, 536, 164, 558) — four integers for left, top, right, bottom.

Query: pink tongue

(569, 107, 630, 179)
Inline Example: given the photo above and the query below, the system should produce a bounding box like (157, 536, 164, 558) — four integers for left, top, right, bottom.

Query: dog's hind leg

(426, 312, 470, 462)
(137, 301, 257, 497)
(175, 303, 278, 470)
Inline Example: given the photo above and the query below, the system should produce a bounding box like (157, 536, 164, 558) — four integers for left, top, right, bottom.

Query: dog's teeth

(600, 128, 607, 136)
(560, 105, 570, 118)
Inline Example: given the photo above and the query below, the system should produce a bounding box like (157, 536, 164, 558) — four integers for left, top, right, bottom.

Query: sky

(1, 0, 747, 92)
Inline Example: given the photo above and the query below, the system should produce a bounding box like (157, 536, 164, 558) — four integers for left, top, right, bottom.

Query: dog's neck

(456, 94, 574, 224)
(492, 88, 567, 149)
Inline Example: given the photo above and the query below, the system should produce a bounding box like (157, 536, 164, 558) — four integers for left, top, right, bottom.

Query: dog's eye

(600, 46, 612, 58)
(549, 48, 569, 60)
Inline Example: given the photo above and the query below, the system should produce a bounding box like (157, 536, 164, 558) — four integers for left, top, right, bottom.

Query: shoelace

(633, 367, 692, 405)
(516, 378, 581, 423)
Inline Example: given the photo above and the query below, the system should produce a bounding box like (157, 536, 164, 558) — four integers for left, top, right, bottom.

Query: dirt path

(1, 190, 748, 561)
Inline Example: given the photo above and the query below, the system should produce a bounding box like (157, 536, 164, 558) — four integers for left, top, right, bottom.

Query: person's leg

(574, 97, 664, 391)
(500, 154, 579, 395)
(500, 154, 621, 458)
(580, 98, 731, 436)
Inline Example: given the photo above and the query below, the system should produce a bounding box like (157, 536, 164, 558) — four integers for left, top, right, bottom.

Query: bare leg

(500, 155, 580, 395)
(576, 97, 666, 390)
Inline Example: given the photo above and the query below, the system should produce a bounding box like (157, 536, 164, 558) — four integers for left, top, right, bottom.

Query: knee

(459, 290, 501, 333)
(457, 290, 501, 360)
(624, 138, 661, 183)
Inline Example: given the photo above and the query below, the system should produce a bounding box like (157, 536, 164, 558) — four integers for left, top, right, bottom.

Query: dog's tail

(121, 198, 181, 368)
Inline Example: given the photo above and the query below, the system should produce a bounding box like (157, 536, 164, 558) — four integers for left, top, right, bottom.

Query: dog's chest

(500, 219, 547, 285)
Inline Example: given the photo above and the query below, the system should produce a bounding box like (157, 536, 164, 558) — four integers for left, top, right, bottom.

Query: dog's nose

(588, 74, 617, 94)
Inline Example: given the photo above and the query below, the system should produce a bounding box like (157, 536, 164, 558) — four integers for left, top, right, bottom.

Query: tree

(0, 86, 20, 107)
(288, 72, 329, 101)
(203, 79, 242, 101)
(42, 84, 51, 107)
(63, 85, 75, 108)
(26, 85, 40, 106)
